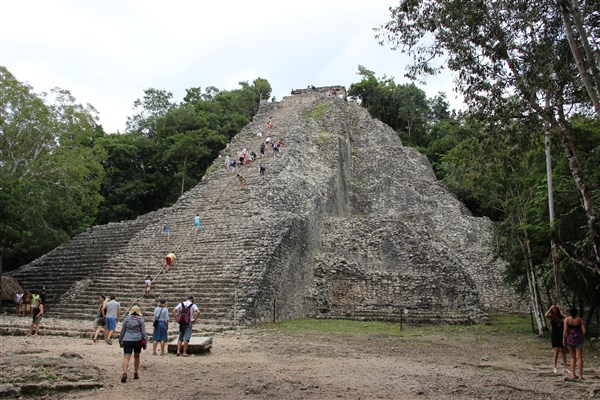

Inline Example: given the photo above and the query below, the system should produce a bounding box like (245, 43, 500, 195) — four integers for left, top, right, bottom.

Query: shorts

(178, 323, 193, 342)
(95, 317, 105, 327)
(153, 321, 168, 342)
(567, 343, 584, 350)
(166, 257, 172, 266)
(33, 316, 42, 324)
(105, 317, 117, 331)
(123, 340, 142, 355)
(195, 221, 201, 228)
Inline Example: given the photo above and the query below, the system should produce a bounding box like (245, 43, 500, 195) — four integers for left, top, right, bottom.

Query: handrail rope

(126, 117, 281, 311)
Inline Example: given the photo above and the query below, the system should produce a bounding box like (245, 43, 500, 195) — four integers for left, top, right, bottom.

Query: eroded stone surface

(7, 91, 518, 327)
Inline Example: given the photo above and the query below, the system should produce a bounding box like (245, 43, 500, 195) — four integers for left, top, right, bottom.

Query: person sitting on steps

(144, 275, 153, 294)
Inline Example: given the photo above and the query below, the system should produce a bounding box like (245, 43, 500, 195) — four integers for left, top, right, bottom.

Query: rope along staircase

(7, 95, 317, 329)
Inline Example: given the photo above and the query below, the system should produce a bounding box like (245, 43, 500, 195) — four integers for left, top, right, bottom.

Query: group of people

(545, 304, 587, 380)
(223, 116, 287, 188)
(15, 289, 47, 336)
(89, 294, 201, 383)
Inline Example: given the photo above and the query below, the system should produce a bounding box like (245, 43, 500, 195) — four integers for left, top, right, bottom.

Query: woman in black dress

(545, 304, 567, 373)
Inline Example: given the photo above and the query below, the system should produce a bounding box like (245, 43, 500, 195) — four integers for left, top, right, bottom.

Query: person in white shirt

(173, 295, 200, 357)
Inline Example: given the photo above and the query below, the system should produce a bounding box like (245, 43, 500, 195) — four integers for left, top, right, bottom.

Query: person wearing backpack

(173, 295, 200, 357)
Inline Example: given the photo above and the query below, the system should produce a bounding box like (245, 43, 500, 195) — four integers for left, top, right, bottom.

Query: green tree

(377, 0, 600, 272)
(126, 88, 175, 137)
(96, 133, 165, 223)
(0, 67, 105, 270)
(253, 77, 272, 102)
(348, 67, 431, 146)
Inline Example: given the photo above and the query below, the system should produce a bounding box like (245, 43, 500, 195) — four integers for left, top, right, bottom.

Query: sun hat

(129, 305, 142, 316)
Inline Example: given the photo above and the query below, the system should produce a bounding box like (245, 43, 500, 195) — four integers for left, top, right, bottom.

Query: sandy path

(1, 315, 599, 399)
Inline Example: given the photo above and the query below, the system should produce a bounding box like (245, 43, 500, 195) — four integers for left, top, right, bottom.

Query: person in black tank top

(28, 298, 44, 335)
(544, 305, 567, 374)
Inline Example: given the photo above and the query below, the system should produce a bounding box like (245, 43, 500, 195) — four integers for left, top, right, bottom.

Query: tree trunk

(566, 0, 600, 109)
(559, 1, 600, 114)
(544, 99, 561, 300)
(180, 155, 188, 197)
(556, 117, 600, 271)
(520, 233, 547, 335)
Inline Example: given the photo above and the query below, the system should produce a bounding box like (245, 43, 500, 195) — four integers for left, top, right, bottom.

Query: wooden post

(400, 308, 403, 332)
(530, 306, 535, 334)
(0, 256, 3, 314)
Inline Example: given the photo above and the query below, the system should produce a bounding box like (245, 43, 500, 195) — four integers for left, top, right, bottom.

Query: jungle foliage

(360, 0, 600, 329)
(0, 68, 269, 270)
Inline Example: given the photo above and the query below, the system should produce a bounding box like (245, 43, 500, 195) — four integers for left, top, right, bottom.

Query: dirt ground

(1, 315, 599, 400)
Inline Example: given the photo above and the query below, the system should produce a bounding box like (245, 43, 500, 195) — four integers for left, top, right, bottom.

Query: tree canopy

(376, 0, 600, 274)
(1, 66, 106, 269)
(1, 67, 267, 269)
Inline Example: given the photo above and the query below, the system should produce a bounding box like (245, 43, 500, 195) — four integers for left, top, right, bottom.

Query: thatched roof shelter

(1, 276, 23, 301)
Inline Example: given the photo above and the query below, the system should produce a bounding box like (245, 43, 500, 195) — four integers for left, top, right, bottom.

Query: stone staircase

(7, 91, 517, 330)
(8, 95, 326, 328)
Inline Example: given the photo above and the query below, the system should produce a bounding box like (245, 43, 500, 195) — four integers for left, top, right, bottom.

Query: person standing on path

(22, 291, 32, 316)
(165, 253, 177, 273)
(194, 213, 201, 234)
(92, 295, 107, 343)
(563, 307, 587, 380)
(545, 304, 568, 373)
(152, 298, 170, 355)
(173, 295, 200, 357)
(28, 298, 44, 335)
(15, 290, 23, 316)
(103, 295, 121, 345)
(118, 305, 148, 383)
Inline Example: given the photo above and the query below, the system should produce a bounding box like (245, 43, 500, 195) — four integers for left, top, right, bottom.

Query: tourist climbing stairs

(8, 94, 320, 330)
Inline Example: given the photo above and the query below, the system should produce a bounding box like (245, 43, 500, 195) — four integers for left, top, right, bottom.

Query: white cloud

(1, 1, 464, 132)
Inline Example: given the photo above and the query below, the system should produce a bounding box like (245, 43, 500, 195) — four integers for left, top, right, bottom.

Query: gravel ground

(1, 314, 599, 399)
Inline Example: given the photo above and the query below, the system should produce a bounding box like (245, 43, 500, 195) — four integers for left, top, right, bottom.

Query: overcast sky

(1, 0, 462, 133)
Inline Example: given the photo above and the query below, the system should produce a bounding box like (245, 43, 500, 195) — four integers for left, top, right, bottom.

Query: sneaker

(107, 339, 113, 345)
(134, 373, 139, 380)
(553, 368, 558, 373)
(121, 373, 127, 383)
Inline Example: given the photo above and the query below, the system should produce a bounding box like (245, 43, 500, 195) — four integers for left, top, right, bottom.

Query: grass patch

(307, 102, 331, 120)
(267, 318, 404, 337)
(316, 131, 337, 149)
(262, 314, 534, 339)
